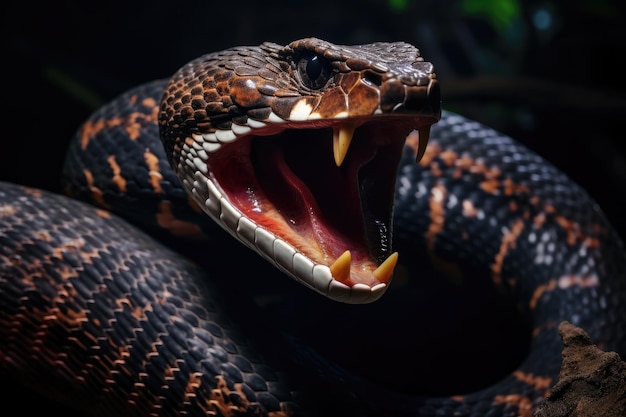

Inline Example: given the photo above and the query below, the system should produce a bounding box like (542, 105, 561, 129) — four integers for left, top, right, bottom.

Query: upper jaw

(196, 113, 437, 304)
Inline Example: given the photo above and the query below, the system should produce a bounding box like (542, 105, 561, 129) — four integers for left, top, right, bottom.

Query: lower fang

(372, 252, 398, 284)
(330, 250, 352, 283)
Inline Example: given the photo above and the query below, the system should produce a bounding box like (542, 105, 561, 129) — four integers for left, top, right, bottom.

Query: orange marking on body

(493, 394, 536, 417)
(156, 201, 205, 238)
(106, 155, 127, 193)
(512, 370, 552, 391)
(181, 371, 203, 404)
(36, 237, 103, 329)
(456, 155, 501, 177)
(23, 187, 43, 197)
(543, 205, 602, 248)
(430, 161, 443, 177)
(493, 372, 551, 417)
(193, 374, 293, 417)
(426, 183, 464, 283)
(491, 218, 525, 286)
(35, 230, 52, 242)
(95, 209, 111, 219)
(450, 155, 520, 195)
(462, 199, 478, 218)
(529, 275, 599, 310)
(128, 93, 139, 105)
(557, 274, 599, 289)
(533, 211, 546, 228)
(583, 235, 601, 248)
(480, 178, 500, 194)
(0, 204, 17, 218)
(503, 177, 530, 196)
(417, 142, 440, 166)
(554, 213, 588, 246)
(141, 96, 157, 108)
(80, 118, 111, 149)
(532, 326, 541, 338)
(79, 97, 159, 149)
(439, 149, 458, 166)
(545, 205, 602, 248)
(114, 297, 146, 321)
(452, 155, 473, 171)
(83, 169, 111, 209)
(143, 150, 163, 193)
(427, 183, 447, 251)
(529, 279, 556, 310)
(419, 144, 505, 187)
(124, 107, 160, 140)
(415, 143, 532, 201)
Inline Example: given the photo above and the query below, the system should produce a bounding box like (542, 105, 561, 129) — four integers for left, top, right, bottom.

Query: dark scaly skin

(394, 114, 626, 414)
(61, 79, 215, 242)
(0, 183, 304, 416)
(2, 39, 626, 416)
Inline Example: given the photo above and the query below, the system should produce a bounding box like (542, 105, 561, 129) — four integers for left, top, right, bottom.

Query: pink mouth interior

(208, 118, 417, 278)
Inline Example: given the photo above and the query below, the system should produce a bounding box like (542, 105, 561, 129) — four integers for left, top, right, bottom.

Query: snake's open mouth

(207, 116, 432, 302)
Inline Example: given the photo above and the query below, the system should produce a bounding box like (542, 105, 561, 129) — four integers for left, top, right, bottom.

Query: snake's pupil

(306, 55, 323, 79)
(297, 52, 332, 89)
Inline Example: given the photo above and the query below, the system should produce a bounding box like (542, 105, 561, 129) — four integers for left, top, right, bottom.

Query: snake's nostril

(362, 70, 382, 87)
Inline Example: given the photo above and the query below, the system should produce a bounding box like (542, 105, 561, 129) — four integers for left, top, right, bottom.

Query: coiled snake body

(1, 38, 625, 416)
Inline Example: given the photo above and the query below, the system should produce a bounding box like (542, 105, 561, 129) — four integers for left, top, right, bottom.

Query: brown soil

(534, 321, 626, 417)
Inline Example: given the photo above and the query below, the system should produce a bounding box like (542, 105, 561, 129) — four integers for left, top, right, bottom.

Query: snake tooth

(329, 249, 352, 282)
(332, 123, 356, 167)
(415, 125, 431, 162)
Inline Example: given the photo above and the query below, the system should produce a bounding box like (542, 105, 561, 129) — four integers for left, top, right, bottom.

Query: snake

(1, 37, 625, 416)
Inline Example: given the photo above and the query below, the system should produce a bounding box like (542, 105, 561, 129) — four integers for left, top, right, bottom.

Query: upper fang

(415, 125, 431, 162)
(333, 123, 355, 167)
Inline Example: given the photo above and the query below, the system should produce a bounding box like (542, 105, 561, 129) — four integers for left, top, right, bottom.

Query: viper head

(159, 37, 441, 303)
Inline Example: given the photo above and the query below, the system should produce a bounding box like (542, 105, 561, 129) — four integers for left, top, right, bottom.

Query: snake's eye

(297, 52, 333, 89)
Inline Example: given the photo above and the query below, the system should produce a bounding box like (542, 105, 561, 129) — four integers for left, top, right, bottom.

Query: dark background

(2, 0, 626, 413)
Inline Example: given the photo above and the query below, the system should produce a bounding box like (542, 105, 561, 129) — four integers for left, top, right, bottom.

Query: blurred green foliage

(459, 0, 521, 30)
(388, 0, 409, 12)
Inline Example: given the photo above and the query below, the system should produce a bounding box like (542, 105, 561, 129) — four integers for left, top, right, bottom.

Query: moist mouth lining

(250, 123, 404, 263)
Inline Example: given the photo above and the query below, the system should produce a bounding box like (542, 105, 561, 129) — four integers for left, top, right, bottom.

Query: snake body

(1, 38, 625, 416)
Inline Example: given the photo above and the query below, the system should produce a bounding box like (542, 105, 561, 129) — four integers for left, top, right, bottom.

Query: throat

(252, 129, 372, 262)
